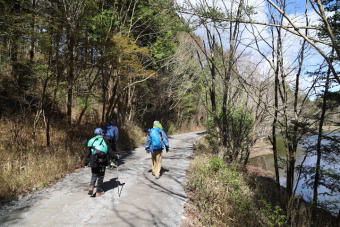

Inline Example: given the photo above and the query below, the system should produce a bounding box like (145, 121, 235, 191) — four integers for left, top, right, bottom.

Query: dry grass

(0, 117, 87, 204)
(118, 121, 146, 151)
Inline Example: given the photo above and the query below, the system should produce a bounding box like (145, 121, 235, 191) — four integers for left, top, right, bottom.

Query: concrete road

(0, 131, 203, 227)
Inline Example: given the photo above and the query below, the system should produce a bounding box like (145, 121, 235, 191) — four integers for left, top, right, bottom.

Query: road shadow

(143, 172, 187, 201)
(147, 167, 170, 176)
(160, 167, 169, 176)
(195, 131, 207, 135)
(102, 178, 125, 192)
(113, 150, 134, 167)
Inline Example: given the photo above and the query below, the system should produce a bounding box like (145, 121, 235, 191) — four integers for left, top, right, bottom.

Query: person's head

(153, 120, 163, 129)
(107, 118, 116, 126)
(94, 128, 104, 136)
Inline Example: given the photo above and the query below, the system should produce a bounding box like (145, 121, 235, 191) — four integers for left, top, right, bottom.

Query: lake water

(250, 133, 340, 214)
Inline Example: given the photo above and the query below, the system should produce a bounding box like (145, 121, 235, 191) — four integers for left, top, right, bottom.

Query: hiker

(84, 128, 113, 197)
(104, 119, 119, 152)
(145, 120, 169, 179)
(104, 119, 119, 167)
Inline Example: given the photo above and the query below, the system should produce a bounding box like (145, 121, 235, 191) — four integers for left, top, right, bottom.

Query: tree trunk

(30, 0, 36, 63)
(272, 43, 280, 192)
(77, 71, 100, 125)
(312, 66, 330, 217)
(101, 67, 107, 123)
(66, 33, 75, 126)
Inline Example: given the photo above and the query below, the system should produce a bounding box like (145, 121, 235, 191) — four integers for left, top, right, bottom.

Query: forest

(0, 0, 339, 226)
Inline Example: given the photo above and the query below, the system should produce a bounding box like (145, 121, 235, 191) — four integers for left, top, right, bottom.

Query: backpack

(87, 135, 108, 166)
(150, 127, 163, 151)
(105, 126, 116, 144)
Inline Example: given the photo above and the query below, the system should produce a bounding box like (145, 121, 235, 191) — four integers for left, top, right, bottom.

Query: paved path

(0, 131, 203, 227)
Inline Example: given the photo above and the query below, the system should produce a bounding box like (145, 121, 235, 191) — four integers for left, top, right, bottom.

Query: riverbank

(182, 136, 339, 226)
(250, 133, 340, 217)
(249, 139, 273, 158)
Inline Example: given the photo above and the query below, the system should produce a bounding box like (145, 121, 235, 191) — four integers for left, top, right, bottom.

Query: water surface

(250, 133, 340, 214)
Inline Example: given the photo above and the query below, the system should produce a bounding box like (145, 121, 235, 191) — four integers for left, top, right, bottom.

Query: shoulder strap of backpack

(159, 131, 163, 141)
(90, 137, 105, 151)
(90, 137, 99, 147)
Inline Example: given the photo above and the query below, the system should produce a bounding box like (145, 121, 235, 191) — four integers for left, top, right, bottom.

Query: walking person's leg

(151, 152, 156, 176)
(109, 141, 118, 168)
(96, 166, 106, 196)
(89, 167, 98, 195)
(154, 150, 162, 179)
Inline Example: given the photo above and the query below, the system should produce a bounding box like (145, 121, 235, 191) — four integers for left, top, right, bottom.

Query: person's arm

(160, 130, 169, 149)
(84, 147, 91, 166)
(145, 134, 151, 151)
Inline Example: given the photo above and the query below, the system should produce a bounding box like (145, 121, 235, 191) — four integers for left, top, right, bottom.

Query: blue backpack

(150, 128, 163, 151)
(105, 126, 115, 143)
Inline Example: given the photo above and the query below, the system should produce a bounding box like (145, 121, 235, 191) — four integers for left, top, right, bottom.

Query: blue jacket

(104, 125, 119, 143)
(145, 128, 169, 152)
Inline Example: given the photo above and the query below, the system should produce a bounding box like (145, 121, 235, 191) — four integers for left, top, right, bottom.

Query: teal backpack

(87, 135, 108, 166)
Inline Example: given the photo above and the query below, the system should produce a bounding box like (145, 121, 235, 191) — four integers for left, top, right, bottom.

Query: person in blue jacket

(104, 119, 119, 167)
(145, 121, 169, 179)
(104, 119, 119, 151)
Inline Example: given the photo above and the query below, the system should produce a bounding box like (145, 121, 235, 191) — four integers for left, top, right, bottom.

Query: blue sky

(177, 0, 339, 97)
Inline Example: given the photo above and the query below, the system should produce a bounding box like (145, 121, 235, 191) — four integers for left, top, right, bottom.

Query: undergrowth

(186, 136, 339, 226)
(186, 137, 287, 226)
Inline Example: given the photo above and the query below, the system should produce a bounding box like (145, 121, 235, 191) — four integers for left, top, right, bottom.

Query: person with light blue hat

(84, 127, 113, 196)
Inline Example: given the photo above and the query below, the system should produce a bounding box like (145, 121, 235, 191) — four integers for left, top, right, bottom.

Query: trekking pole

(116, 153, 121, 197)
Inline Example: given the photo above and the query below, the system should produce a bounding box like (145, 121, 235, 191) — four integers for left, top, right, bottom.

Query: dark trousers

(109, 141, 118, 162)
(90, 166, 106, 192)
(110, 140, 116, 152)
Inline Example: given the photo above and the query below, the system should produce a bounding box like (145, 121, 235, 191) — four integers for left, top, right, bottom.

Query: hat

(153, 121, 163, 129)
(94, 128, 104, 135)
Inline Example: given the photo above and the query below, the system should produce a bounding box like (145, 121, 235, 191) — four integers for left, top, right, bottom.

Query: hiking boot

(155, 176, 160, 179)
(88, 186, 94, 195)
(110, 162, 117, 168)
(96, 191, 105, 197)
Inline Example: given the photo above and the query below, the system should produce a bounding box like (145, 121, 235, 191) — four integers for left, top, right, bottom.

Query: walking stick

(116, 153, 122, 197)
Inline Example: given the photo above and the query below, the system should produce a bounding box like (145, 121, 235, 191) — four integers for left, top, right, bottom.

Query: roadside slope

(0, 131, 202, 227)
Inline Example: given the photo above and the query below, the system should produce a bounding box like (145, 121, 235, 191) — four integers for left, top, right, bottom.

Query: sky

(176, 0, 339, 98)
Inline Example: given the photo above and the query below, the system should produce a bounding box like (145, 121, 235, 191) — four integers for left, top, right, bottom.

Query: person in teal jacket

(84, 128, 113, 197)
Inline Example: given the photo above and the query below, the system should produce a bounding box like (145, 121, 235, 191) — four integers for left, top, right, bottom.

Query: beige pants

(151, 150, 162, 177)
